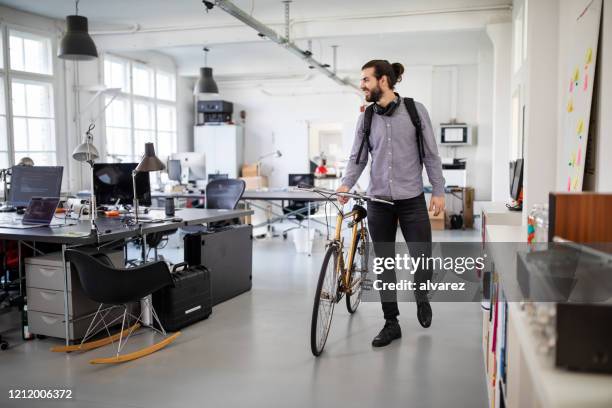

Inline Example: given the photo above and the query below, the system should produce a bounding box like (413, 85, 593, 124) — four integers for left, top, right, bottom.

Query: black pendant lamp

(194, 47, 219, 95)
(58, 0, 98, 61)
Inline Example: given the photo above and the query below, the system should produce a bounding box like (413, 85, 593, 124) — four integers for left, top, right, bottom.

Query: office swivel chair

(281, 173, 317, 239)
(182, 178, 246, 234)
(51, 250, 180, 364)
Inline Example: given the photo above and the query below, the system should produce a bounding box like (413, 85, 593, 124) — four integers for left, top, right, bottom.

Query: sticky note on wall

(585, 47, 593, 65)
(577, 119, 584, 135)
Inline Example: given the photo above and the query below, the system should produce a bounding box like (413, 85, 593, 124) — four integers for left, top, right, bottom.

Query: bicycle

(298, 186, 393, 356)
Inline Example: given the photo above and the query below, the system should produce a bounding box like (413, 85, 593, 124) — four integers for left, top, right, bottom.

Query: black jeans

(367, 193, 432, 320)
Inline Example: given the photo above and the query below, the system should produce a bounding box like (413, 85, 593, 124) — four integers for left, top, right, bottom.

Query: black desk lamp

(132, 143, 165, 222)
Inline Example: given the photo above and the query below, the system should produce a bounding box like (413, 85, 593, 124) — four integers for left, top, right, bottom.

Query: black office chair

(205, 178, 245, 209)
(182, 178, 246, 234)
(282, 173, 317, 239)
(51, 249, 180, 364)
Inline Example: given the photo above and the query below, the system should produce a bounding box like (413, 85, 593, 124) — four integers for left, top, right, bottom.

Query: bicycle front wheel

(311, 244, 340, 356)
(346, 228, 369, 314)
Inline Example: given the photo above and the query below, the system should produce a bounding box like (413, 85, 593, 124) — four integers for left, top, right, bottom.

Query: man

(338, 60, 445, 347)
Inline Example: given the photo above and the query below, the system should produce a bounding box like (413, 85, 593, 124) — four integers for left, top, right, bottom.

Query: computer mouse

(16, 208, 26, 215)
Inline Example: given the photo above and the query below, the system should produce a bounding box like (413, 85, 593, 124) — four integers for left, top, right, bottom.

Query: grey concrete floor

(0, 228, 487, 408)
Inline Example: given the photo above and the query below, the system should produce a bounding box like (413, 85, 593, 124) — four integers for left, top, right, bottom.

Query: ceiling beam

(91, 6, 511, 52)
(209, 0, 359, 91)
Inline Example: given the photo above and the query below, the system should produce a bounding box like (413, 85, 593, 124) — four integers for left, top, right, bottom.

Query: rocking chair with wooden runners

(51, 249, 180, 364)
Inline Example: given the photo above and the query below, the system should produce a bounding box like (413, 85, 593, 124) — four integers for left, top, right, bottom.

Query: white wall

(593, 0, 612, 192)
(558, 0, 612, 192)
(196, 56, 494, 198)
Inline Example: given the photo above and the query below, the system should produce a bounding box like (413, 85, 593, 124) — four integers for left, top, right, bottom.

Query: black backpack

(355, 97, 425, 165)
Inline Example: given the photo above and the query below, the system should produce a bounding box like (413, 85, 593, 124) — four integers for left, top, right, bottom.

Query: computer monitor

(8, 166, 63, 207)
(510, 159, 523, 201)
(170, 153, 206, 184)
(93, 163, 151, 206)
(167, 159, 182, 182)
(288, 173, 314, 188)
(208, 173, 228, 182)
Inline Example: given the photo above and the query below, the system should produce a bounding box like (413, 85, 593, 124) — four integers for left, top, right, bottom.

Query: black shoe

(417, 300, 432, 328)
(371, 319, 402, 347)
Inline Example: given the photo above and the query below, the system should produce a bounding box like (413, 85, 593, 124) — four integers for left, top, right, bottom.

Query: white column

(522, 0, 560, 223)
(486, 23, 513, 203)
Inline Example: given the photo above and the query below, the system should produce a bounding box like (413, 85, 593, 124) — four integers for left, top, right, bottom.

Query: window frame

(101, 53, 178, 163)
(0, 22, 61, 168)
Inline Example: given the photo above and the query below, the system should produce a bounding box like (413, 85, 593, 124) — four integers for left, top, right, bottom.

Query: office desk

(0, 208, 253, 345)
(240, 189, 331, 231)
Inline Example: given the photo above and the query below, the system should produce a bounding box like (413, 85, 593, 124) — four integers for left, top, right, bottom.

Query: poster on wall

(562, 0, 602, 192)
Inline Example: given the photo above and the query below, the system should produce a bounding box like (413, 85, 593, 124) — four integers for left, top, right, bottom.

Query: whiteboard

(561, 0, 602, 191)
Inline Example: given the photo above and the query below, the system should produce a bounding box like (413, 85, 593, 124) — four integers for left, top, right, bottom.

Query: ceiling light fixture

(58, 0, 98, 60)
(194, 47, 219, 96)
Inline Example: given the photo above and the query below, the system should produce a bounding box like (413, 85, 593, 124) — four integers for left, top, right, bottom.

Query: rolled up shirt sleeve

(341, 113, 367, 190)
(416, 102, 446, 197)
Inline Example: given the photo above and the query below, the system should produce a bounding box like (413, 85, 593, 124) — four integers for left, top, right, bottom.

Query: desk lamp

(133, 143, 165, 223)
(72, 123, 99, 228)
(256, 150, 282, 176)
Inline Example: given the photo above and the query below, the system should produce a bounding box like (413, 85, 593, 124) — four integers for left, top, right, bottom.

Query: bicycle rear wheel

(311, 244, 340, 356)
(346, 228, 369, 314)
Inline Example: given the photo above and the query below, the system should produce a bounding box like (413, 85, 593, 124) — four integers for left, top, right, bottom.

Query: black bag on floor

(152, 263, 212, 331)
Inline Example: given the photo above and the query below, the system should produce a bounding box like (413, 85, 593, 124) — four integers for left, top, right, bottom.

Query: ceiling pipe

(204, 0, 360, 92)
(90, 4, 512, 36)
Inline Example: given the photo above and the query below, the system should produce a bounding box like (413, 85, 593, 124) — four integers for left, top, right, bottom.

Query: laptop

(0, 197, 61, 229)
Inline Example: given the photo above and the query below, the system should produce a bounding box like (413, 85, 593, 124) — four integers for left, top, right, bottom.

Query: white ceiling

(0, 0, 511, 29)
(0, 0, 511, 78)
(165, 30, 486, 78)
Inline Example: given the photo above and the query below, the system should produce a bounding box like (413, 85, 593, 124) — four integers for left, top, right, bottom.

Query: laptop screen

(22, 197, 60, 225)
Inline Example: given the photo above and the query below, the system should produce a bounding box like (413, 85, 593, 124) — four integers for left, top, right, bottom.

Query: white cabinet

(194, 125, 244, 179)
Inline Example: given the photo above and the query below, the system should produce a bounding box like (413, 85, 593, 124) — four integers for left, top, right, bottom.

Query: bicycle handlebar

(296, 185, 393, 205)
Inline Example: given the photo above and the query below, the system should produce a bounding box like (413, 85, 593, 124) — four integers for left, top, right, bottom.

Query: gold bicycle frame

(333, 208, 365, 294)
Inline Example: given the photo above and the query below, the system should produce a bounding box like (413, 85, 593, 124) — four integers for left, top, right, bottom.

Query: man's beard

(364, 86, 382, 103)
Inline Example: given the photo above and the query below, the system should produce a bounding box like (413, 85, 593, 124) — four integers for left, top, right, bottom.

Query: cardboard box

(240, 176, 268, 191)
(429, 210, 445, 230)
(241, 164, 259, 177)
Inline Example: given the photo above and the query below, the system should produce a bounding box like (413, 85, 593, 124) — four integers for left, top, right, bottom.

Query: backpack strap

(404, 97, 425, 165)
(355, 104, 374, 165)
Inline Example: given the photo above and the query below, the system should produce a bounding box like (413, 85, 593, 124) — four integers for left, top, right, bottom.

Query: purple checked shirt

(341, 98, 446, 199)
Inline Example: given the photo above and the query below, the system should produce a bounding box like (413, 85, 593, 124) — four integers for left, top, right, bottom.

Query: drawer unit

(28, 307, 128, 341)
(25, 248, 125, 340)
(26, 287, 99, 317)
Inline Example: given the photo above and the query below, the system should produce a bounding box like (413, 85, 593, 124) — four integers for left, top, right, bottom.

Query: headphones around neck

(373, 94, 400, 116)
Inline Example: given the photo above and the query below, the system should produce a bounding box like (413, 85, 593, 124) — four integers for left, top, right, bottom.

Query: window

(0, 82, 8, 169)
(133, 64, 154, 98)
(11, 80, 56, 165)
(156, 70, 175, 101)
(134, 101, 155, 154)
(104, 56, 130, 93)
(0, 27, 57, 167)
(105, 97, 132, 163)
(103, 55, 177, 162)
(156, 105, 177, 158)
(9, 29, 52, 75)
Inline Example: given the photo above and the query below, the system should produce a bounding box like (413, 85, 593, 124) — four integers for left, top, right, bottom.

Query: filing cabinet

(25, 249, 125, 340)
